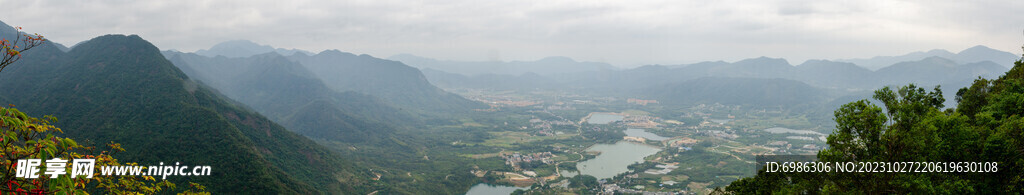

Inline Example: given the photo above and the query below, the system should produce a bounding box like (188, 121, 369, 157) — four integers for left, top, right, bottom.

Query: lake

(576, 141, 661, 179)
(465, 183, 528, 195)
(587, 113, 624, 124)
(624, 128, 669, 141)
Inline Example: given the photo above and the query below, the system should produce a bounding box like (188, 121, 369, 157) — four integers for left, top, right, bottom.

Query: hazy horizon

(3, 0, 1022, 68)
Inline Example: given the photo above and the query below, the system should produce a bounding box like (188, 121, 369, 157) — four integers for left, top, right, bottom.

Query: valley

(434, 88, 832, 194)
(0, 16, 1020, 194)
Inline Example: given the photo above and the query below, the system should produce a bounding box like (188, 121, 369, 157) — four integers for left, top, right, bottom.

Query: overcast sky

(1, 0, 1021, 67)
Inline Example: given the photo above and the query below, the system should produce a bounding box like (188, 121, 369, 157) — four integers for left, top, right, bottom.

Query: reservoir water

(575, 141, 661, 179)
(624, 128, 669, 141)
(587, 113, 624, 124)
(465, 183, 528, 195)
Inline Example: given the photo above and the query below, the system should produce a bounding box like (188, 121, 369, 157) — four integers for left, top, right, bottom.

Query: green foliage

(726, 58, 1024, 194)
(568, 175, 598, 189)
(0, 105, 199, 194)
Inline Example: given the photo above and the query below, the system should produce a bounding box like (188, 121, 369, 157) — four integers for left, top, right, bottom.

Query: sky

(1, 0, 1021, 68)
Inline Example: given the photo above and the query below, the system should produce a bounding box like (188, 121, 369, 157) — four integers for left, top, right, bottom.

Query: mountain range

(836, 45, 1020, 70)
(164, 51, 412, 144)
(163, 41, 491, 193)
(390, 54, 619, 76)
(0, 33, 378, 194)
(195, 40, 313, 58)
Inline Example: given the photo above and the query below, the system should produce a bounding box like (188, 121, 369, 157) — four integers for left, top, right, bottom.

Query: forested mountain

(647, 77, 826, 108)
(421, 68, 565, 90)
(0, 34, 379, 194)
(390, 54, 618, 76)
(166, 41, 495, 194)
(164, 52, 415, 144)
(792, 60, 874, 89)
(289, 50, 486, 113)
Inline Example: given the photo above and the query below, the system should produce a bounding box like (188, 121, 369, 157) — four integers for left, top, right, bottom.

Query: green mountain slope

(164, 52, 414, 144)
(289, 51, 486, 113)
(0, 34, 378, 194)
(648, 77, 826, 108)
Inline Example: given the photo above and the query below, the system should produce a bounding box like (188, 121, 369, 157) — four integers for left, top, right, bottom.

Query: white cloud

(0, 0, 1020, 67)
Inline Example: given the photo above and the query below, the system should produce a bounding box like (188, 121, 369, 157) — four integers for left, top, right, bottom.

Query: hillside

(647, 77, 826, 108)
(289, 50, 486, 113)
(165, 51, 415, 144)
(0, 34, 377, 194)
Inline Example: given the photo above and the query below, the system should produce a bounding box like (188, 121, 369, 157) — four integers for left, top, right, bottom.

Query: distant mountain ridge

(290, 50, 486, 113)
(196, 40, 313, 58)
(429, 55, 1006, 91)
(164, 51, 416, 144)
(389, 53, 618, 76)
(836, 45, 1020, 70)
(0, 33, 376, 194)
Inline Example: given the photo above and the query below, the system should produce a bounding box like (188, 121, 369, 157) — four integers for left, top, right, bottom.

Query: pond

(465, 183, 529, 195)
(587, 113, 624, 124)
(624, 128, 669, 141)
(575, 141, 661, 179)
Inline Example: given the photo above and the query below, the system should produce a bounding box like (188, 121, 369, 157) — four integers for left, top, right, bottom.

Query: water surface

(465, 183, 528, 195)
(576, 141, 661, 179)
(587, 113, 624, 124)
(624, 128, 669, 141)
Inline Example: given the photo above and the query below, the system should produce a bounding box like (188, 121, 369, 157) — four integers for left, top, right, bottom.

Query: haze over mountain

(196, 40, 313, 58)
(290, 51, 486, 113)
(836, 45, 1020, 70)
(648, 77, 826, 107)
(163, 42, 494, 194)
(0, 33, 378, 194)
(431, 54, 1006, 90)
(175, 40, 486, 115)
(164, 51, 414, 144)
(390, 54, 618, 76)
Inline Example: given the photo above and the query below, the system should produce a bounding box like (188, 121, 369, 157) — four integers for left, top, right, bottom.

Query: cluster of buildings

(502, 152, 555, 170)
(601, 184, 680, 195)
(529, 118, 575, 136)
(627, 98, 659, 106)
(624, 115, 661, 128)
(644, 164, 679, 175)
(697, 130, 739, 140)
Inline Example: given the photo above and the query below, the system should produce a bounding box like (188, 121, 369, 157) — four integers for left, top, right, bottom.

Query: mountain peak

(960, 45, 995, 54)
(73, 34, 159, 53)
(196, 40, 275, 58)
(736, 56, 791, 66)
(538, 56, 576, 63)
(315, 49, 357, 57)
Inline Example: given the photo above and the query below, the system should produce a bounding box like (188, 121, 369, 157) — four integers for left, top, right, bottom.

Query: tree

(568, 175, 598, 189)
(726, 52, 1024, 194)
(0, 26, 46, 72)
